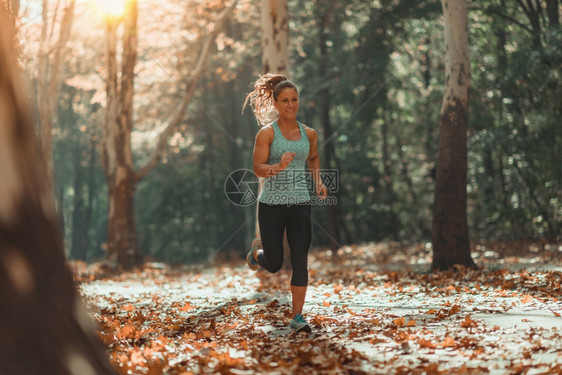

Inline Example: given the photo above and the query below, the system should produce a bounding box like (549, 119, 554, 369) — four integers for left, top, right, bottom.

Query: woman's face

(274, 87, 299, 121)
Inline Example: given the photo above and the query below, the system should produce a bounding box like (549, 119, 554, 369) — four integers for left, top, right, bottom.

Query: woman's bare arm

(253, 126, 295, 178)
(306, 127, 327, 198)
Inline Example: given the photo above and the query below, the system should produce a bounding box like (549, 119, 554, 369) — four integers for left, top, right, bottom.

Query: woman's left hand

(316, 183, 328, 199)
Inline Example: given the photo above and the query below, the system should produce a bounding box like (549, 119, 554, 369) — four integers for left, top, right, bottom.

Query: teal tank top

(259, 121, 311, 205)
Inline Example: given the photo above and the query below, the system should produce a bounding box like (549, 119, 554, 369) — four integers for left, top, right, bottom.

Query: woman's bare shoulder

(301, 124, 318, 140)
(258, 124, 274, 134)
(255, 124, 274, 142)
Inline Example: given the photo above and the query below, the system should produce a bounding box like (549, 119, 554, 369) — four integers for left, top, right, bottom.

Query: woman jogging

(243, 73, 327, 333)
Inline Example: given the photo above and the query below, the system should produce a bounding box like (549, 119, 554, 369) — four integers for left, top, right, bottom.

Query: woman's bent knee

(267, 262, 283, 274)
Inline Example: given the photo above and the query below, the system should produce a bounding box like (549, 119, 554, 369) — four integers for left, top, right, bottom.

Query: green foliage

(467, 5, 562, 239)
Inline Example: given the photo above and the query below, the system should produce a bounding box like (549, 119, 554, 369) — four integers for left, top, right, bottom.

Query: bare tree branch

(472, 4, 533, 34)
(134, 0, 238, 183)
(515, 0, 532, 20)
(47, 0, 75, 113)
(534, 0, 547, 27)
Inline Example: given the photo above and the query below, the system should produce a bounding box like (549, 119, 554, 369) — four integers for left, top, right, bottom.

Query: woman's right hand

(278, 151, 296, 170)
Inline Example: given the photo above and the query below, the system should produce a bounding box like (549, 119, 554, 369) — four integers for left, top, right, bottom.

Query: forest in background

(15, 0, 562, 264)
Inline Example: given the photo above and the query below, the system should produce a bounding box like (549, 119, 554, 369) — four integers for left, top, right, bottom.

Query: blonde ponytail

(242, 73, 297, 126)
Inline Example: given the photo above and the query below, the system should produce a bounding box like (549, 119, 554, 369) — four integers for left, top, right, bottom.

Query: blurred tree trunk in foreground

(0, 9, 115, 374)
(431, 0, 476, 271)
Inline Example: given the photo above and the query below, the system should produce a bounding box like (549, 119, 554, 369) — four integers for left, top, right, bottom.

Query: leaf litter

(76, 240, 562, 374)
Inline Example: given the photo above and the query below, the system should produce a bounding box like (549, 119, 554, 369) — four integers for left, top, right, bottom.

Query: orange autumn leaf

(117, 323, 136, 340)
(180, 302, 195, 312)
(424, 363, 443, 375)
(123, 304, 135, 312)
(440, 336, 456, 348)
(418, 339, 437, 349)
(98, 332, 114, 345)
(312, 316, 324, 327)
(521, 295, 533, 304)
(406, 320, 416, 327)
(240, 340, 249, 351)
(501, 281, 515, 290)
(130, 350, 145, 365)
(181, 332, 195, 341)
(145, 359, 166, 375)
(393, 317, 406, 327)
(448, 304, 461, 316)
(155, 335, 170, 345)
(370, 337, 386, 344)
(323, 300, 331, 307)
(461, 315, 477, 328)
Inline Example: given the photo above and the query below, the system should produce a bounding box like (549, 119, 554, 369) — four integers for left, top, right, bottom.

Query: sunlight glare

(92, 0, 128, 17)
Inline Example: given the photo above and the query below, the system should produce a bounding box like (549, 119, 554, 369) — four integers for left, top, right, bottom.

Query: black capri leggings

(256, 202, 312, 287)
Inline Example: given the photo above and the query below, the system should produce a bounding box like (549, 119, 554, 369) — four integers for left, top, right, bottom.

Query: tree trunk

(516, 0, 542, 47)
(36, 0, 75, 189)
(100, 1, 142, 270)
(226, 80, 248, 251)
(317, 0, 343, 251)
(63, 85, 89, 261)
(258, 0, 291, 263)
(420, 37, 432, 89)
(69, 87, 90, 260)
(261, 0, 289, 73)
(546, 0, 559, 26)
(395, 128, 429, 237)
(85, 136, 97, 254)
(493, 0, 516, 230)
(381, 114, 400, 240)
(431, 0, 475, 271)
(203, 83, 226, 240)
(107, 173, 140, 268)
(71, 149, 89, 260)
(100, 1, 238, 269)
(0, 13, 116, 373)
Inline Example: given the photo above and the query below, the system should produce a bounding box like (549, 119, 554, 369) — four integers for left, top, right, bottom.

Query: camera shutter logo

(224, 169, 260, 206)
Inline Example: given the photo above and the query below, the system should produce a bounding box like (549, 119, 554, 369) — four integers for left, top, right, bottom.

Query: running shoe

(246, 239, 261, 271)
(289, 313, 311, 333)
